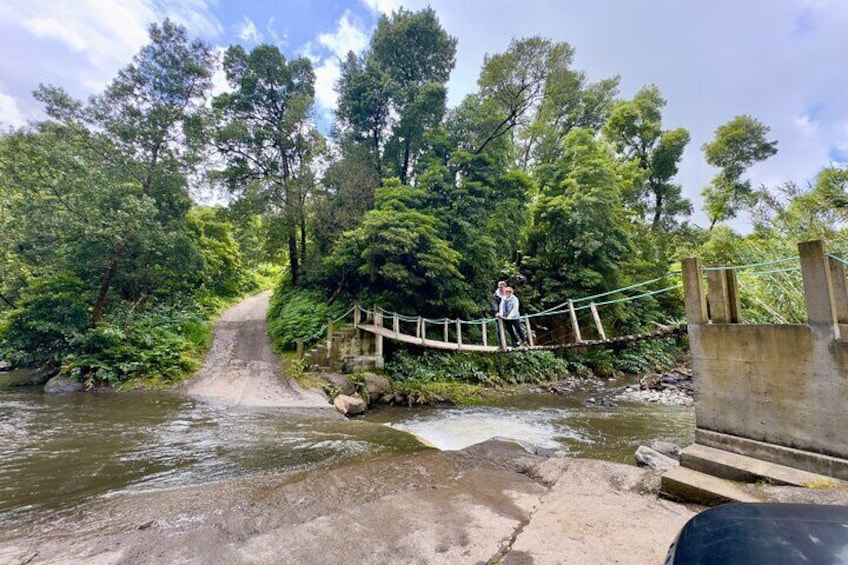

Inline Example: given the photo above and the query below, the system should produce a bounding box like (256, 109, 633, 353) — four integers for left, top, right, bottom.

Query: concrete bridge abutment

(679, 239, 848, 484)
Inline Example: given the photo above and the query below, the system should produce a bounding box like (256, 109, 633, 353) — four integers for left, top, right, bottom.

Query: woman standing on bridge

(497, 287, 527, 349)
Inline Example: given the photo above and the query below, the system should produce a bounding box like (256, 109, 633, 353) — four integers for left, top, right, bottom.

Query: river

(0, 375, 693, 528)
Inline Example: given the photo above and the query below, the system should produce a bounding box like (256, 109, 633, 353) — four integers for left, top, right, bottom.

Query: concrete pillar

(707, 270, 731, 323)
(799, 240, 839, 339)
(682, 258, 708, 325)
(828, 256, 848, 324)
(725, 269, 742, 323)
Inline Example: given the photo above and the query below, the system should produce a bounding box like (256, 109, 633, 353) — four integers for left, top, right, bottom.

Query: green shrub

(0, 274, 90, 366)
(267, 284, 347, 351)
(384, 349, 570, 387)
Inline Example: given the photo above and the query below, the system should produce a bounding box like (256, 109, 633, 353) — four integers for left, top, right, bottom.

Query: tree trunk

(288, 230, 299, 286)
(92, 237, 130, 327)
(651, 192, 663, 231)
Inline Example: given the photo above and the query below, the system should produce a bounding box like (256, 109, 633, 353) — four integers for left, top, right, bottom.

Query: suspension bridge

(300, 245, 830, 364)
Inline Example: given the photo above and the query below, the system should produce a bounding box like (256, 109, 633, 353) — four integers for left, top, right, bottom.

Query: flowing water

(0, 373, 693, 528)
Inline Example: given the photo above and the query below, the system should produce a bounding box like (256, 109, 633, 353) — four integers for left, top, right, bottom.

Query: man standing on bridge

(497, 287, 527, 349)
(492, 281, 507, 349)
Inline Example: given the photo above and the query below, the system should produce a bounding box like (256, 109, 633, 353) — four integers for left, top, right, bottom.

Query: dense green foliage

(1, 10, 846, 387)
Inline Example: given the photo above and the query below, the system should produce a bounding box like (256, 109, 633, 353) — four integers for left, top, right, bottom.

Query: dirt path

(181, 291, 332, 410)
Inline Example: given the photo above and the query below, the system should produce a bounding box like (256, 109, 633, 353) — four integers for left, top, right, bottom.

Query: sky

(1, 0, 847, 228)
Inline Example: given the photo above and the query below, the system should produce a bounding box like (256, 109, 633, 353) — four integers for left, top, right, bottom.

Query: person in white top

(496, 286, 527, 348)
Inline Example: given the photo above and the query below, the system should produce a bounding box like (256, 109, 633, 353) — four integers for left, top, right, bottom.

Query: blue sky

(1, 0, 847, 228)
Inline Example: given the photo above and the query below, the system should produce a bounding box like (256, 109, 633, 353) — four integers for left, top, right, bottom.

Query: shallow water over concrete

(365, 390, 694, 462)
(0, 380, 693, 527)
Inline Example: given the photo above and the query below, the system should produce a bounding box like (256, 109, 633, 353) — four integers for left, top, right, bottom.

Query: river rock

(322, 373, 356, 396)
(333, 394, 366, 416)
(360, 372, 391, 403)
(634, 445, 678, 472)
(44, 375, 85, 394)
(649, 440, 681, 459)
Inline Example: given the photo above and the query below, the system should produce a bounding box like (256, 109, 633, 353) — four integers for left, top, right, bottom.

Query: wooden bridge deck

(355, 323, 686, 352)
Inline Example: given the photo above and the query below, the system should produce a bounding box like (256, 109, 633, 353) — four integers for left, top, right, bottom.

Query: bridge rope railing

(346, 271, 686, 350)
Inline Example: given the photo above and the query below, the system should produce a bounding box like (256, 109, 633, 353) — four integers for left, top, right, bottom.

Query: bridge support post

(523, 316, 535, 347)
(589, 303, 606, 341)
(800, 240, 840, 339)
(497, 318, 506, 351)
(482, 321, 488, 347)
(374, 308, 383, 363)
(393, 313, 400, 337)
(418, 317, 426, 345)
(828, 256, 848, 324)
(568, 299, 583, 343)
(353, 304, 361, 327)
(706, 269, 740, 323)
(326, 318, 334, 354)
(682, 258, 707, 324)
(456, 320, 462, 350)
(443, 320, 449, 343)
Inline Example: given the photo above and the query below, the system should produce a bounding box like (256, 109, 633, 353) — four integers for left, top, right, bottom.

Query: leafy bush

(62, 304, 212, 386)
(267, 284, 346, 351)
(0, 275, 90, 366)
(384, 349, 571, 387)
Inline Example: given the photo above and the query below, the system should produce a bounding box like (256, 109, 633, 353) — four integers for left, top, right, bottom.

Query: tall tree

(31, 19, 214, 324)
(701, 115, 778, 229)
(335, 7, 456, 184)
(603, 85, 691, 231)
(212, 44, 322, 286)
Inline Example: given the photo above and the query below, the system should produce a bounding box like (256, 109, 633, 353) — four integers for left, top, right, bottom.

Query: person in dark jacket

(491, 281, 507, 349)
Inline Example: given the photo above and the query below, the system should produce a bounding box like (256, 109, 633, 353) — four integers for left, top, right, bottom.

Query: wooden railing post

(326, 317, 334, 351)
(393, 313, 400, 337)
(418, 316, 426, 344)
(568, 299, 583, 343)
(482, 321, 488, 347)
(497, 318, 506, 350)
(523, 316, 534, 347)
(589, 303, 606, 341)
(353, 304, 361, 327)
(374, 308, 383, 359)
(443, 320, 449, 343)
(456, 320, 462, 350)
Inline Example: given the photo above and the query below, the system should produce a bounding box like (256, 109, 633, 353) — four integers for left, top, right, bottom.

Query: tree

(212, 44, 322, 286)
(524, 129, 631, 308)
(324, 179, 465, 314)
(603, 85, 691, 231)
(335, 7, 456, 184)
(701, 115, 778, 229)
(32, 19, 215, 324)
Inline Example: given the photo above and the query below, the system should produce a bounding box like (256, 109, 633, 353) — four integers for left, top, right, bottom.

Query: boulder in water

(44, 375, 85, 394)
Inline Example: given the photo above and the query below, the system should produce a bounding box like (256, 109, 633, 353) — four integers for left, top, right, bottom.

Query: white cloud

(236, 16, 262, 43)
(360, 0, 402, 14)
(22, 18, 88, 51)
(0, 89, 26, 129)
(309, 11, 370, 111)
(318, 11, 369, 58)
(209, 46, 232, 98)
